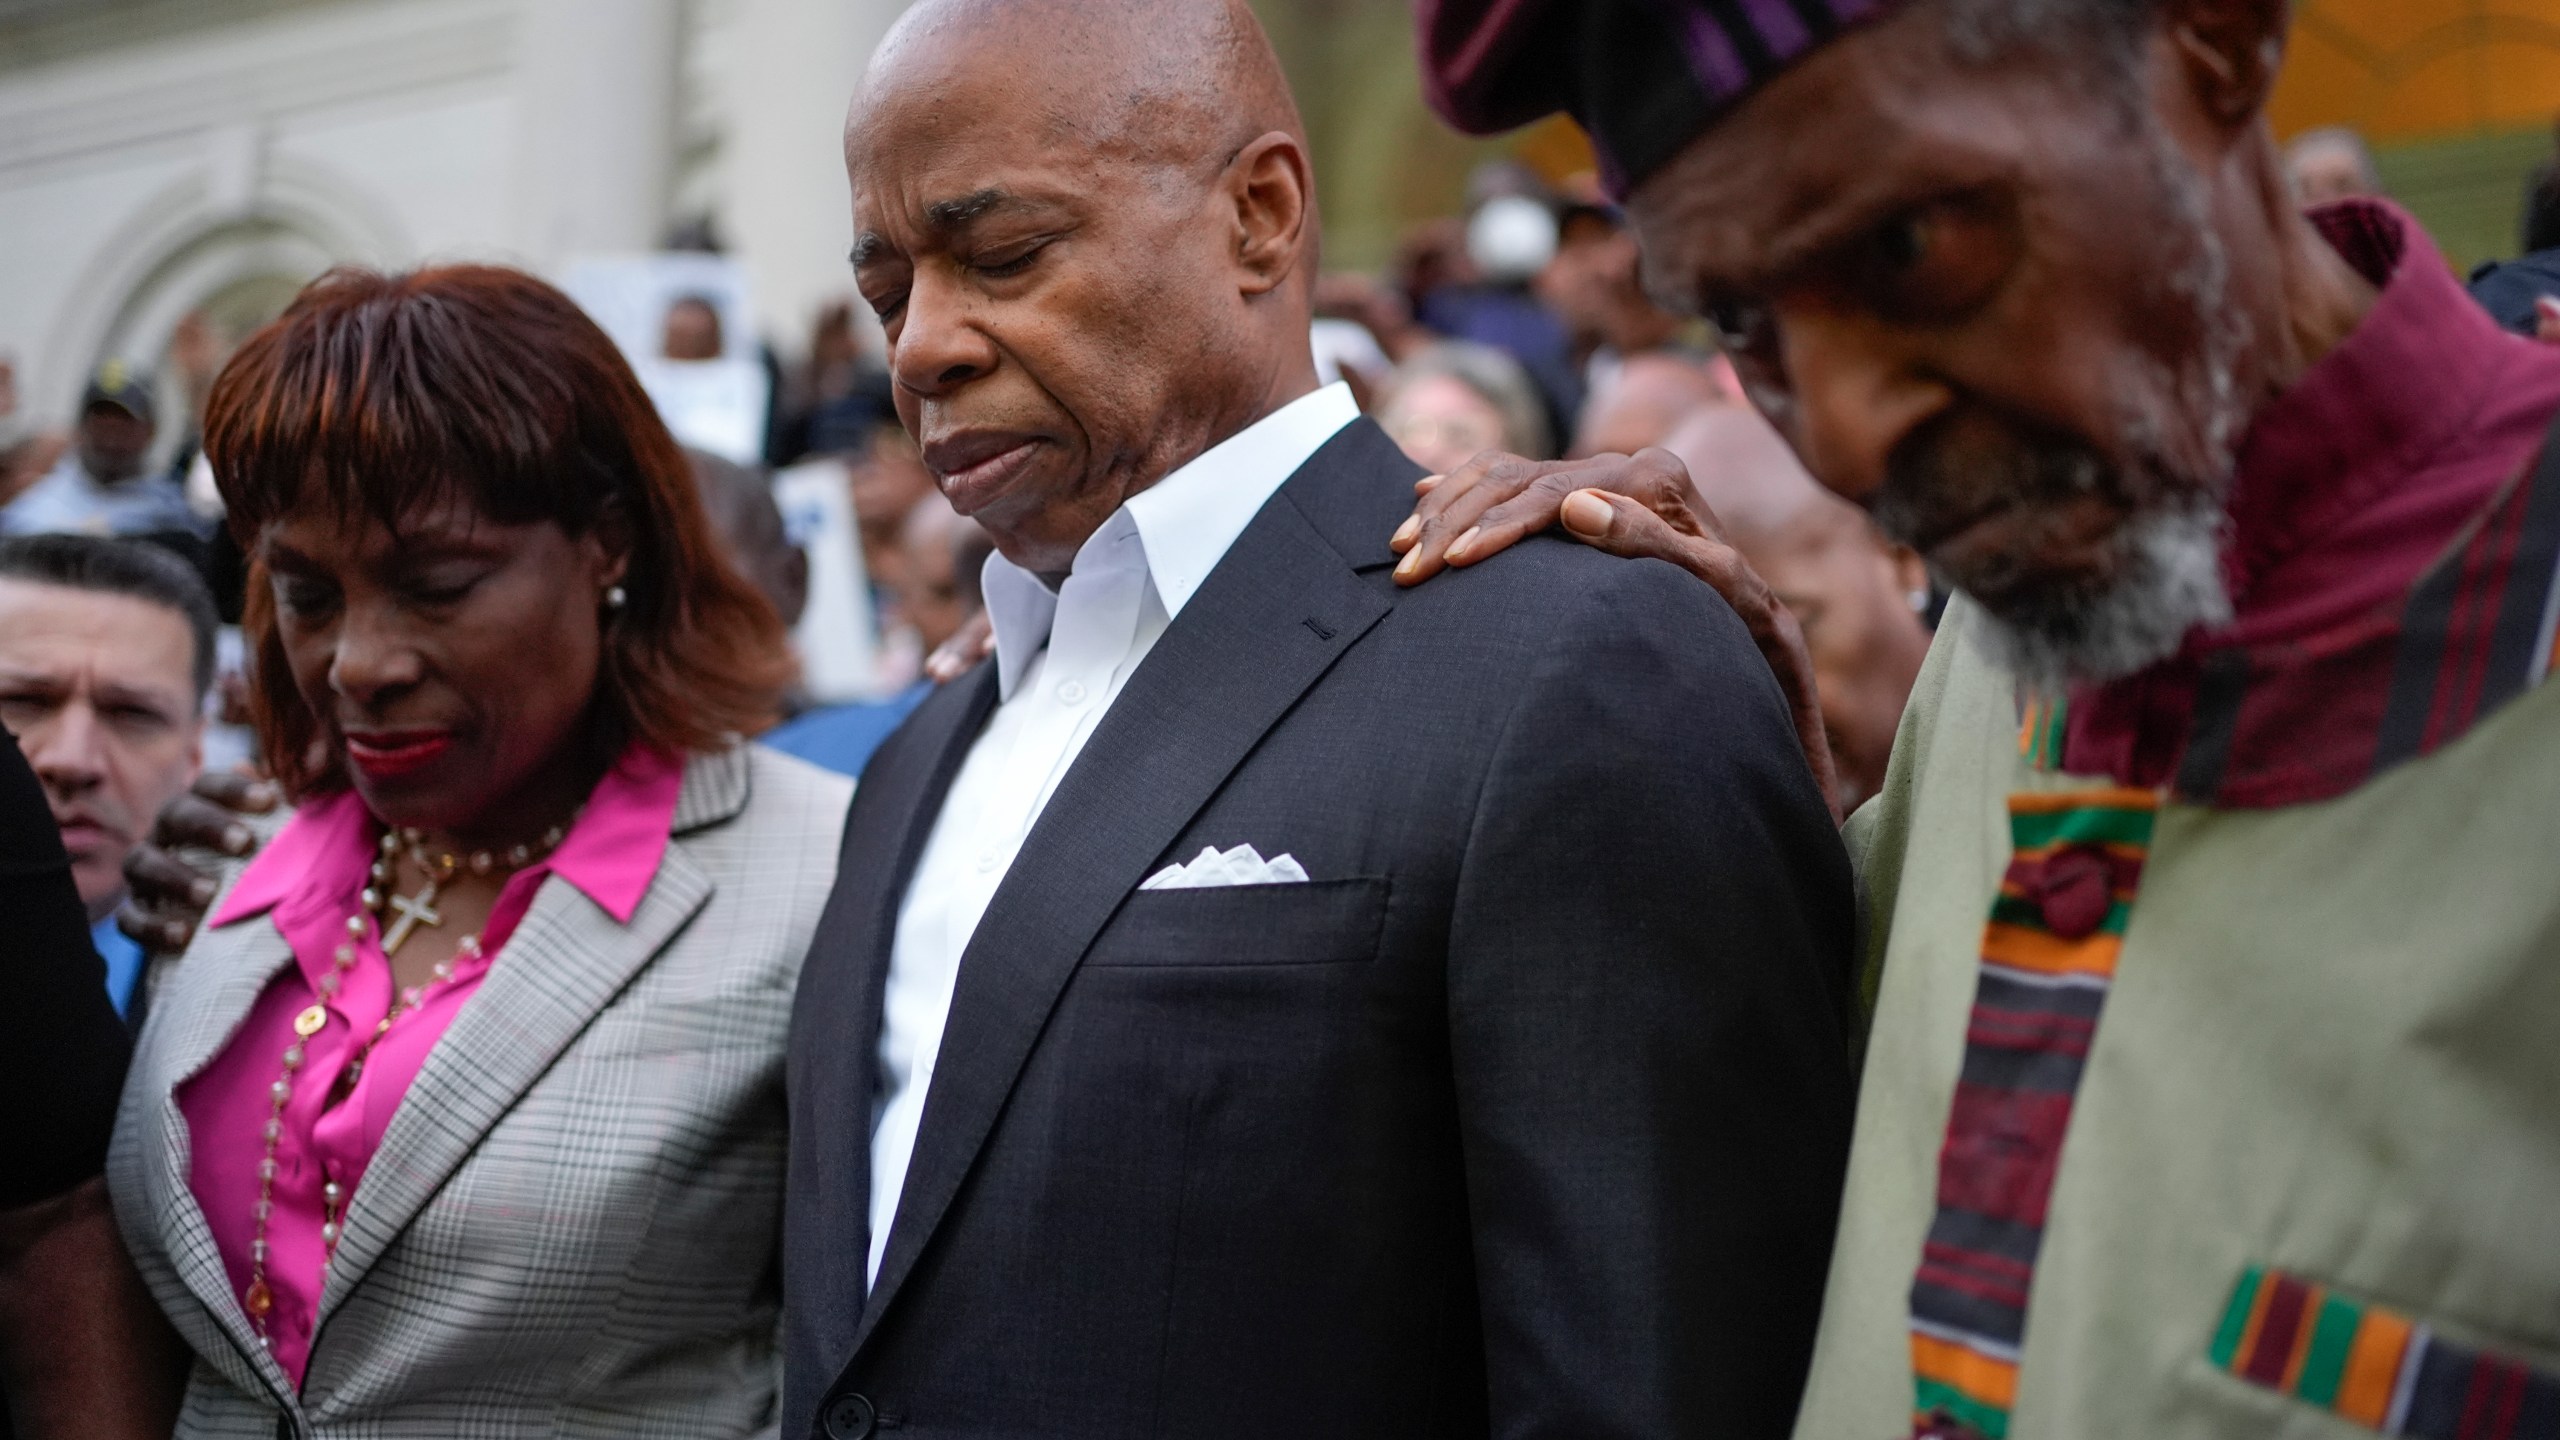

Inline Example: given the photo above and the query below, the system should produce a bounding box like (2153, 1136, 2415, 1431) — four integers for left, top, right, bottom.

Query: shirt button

(1056, 679, 1088, 705)
(975, 850, 1001, 873)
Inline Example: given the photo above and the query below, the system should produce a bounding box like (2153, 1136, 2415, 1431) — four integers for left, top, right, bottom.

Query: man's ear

(2164, 0, 2288, 130)
(1227, 131, 1313, 298)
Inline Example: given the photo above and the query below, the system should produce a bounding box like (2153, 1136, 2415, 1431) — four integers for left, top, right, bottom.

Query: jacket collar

(2219, 200, 2514, 608)
(214, 742, 715, 932)
(2049, 203, 2560, 806)
(127, 744, 748, 1410)
(979, 383, 1361, 699)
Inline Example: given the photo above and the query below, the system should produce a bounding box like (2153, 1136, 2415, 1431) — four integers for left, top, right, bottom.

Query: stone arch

(35, 154, 412, 438)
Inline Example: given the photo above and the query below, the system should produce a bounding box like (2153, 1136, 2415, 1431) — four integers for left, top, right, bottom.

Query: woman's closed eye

(274, 575, 339, 619)
(401, 563, 494, 608)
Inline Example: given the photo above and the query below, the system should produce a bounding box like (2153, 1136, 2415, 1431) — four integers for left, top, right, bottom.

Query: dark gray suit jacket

(783, 417, 1857, 1440)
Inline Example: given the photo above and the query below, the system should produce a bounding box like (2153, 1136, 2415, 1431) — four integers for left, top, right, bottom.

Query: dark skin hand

(1388, 447, 1841, 818)
(0, 1176, 190, 1440)
(119, 768, 280, 954)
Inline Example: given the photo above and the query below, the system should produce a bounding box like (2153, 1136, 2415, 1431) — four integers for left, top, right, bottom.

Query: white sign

(773, 456, 886, 703)
(559, 254, 771, 465)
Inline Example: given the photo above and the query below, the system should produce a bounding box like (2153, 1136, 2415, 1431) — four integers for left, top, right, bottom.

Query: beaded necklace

(239, 821, 566, 1347)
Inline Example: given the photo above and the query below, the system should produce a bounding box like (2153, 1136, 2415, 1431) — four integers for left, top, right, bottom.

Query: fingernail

(246, 781, 279, 808)
(1445, 526, 1481, 562)
(166, 922, 189, 947)
(1394, 550, 1420, 580)
(1562, 491, 1614, 536)
(1390, 515, 1420, 550)
(223, 823, 254, 854)
(1415, 475, 1442, 493)
(191, 878, 217, 905)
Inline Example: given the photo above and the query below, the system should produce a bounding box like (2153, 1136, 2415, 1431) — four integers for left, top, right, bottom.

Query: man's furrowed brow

(926, 188, 1016, 228)
(850, 189, 1037, 267)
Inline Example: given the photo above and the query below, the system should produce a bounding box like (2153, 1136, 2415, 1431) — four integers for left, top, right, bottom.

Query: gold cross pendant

(382, 881, 443, 956)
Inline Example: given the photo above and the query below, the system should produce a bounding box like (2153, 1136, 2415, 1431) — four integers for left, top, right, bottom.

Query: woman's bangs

(209, 274, 581, 544)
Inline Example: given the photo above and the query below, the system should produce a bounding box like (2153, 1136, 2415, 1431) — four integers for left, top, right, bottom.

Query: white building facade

(0, 0, 908, 439)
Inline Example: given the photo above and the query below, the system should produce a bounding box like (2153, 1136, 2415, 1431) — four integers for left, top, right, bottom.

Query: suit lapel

(140, 918, 304, 1402)
(791, 665, 999, 1354)
(850, 429, 1403, 1351)
(315, 748, 743, 1321)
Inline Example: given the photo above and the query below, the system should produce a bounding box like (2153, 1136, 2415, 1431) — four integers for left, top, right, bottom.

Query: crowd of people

(4, 0, 2560, 1437)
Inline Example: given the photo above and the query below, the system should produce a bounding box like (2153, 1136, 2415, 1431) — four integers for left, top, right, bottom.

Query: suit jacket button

(823, 1393, 877, 1440)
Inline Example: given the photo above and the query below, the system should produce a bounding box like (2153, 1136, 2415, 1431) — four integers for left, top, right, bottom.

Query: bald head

(1662, 406, 1930, 813)
(2283, 127, 2382, 208)
(867, 0, 1303, 180)
(847, 0, 1321, 577)
(1570, 352, 1728, 459)
(1660, 406, 1830, 546)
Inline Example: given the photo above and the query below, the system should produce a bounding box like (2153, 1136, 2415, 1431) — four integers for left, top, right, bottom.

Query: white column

(713, 0, 911, 362)
(512, 0, 684, 266)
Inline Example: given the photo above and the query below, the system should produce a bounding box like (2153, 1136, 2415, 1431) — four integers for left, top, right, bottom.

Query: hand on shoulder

(1387, 447, 1840, 816)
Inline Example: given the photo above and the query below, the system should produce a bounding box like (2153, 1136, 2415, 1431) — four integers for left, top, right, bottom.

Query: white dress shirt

(866, 383, 1359, 1285)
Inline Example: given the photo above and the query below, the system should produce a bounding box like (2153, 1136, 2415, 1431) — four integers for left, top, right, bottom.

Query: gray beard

(1973, 499, 2233, 690)
(1976, 126, 2247, 690)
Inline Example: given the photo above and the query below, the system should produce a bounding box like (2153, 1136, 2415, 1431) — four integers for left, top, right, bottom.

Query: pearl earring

(604, 585, 628, 610)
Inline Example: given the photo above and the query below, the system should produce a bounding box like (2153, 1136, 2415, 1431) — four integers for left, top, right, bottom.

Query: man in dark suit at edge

(782, 2, 1859, 1436)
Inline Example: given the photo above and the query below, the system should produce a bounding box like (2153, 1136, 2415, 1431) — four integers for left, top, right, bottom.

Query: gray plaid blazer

(108, 744, 852, 1439)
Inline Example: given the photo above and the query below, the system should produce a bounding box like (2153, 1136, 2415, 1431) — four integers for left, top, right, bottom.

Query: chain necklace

(239, 820, 566, 1348)
(369, 820, 570, 957)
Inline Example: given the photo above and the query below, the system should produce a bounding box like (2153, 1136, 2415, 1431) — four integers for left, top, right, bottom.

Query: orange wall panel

(2272, 0, 2560, 142)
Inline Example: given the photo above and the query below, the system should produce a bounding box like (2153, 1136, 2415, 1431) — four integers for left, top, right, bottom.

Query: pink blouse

(179, 743, 684, 1385)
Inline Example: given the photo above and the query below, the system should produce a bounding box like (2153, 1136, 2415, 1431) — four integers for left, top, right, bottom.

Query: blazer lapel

(138, 918, 305, 1402)
(851, 436, 1400, 1351)
(315, 748, 743, 1320)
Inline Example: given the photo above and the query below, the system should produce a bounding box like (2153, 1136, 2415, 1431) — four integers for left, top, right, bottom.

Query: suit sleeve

(1446, 553, 1859, 1440)
(0, 726, 132, 1209)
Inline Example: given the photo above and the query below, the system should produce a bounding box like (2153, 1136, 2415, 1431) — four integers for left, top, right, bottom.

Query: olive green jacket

(1795, 597, 2560, 1439)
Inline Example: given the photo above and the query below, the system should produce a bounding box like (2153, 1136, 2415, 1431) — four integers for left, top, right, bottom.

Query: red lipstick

(343, 730, 453, 779)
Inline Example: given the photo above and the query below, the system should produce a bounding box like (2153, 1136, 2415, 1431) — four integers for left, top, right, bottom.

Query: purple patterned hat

(1420, 0, 1901, 197)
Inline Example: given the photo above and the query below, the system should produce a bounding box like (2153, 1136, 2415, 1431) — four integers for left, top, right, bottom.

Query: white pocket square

(1140, 844, 1311, 891)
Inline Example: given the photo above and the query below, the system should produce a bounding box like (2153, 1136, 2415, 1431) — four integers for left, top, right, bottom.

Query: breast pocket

(2204, 1264, 2560, 1437)
(1083, 877, 1390, 968)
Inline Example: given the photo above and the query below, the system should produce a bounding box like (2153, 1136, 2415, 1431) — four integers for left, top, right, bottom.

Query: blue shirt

(0, 455, 208, 540)
(92, 912, 144, 1019)
(761, 683, 933, 778)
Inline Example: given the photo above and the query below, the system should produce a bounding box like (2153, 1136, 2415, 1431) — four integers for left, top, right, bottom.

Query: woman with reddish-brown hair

(107, 265, 852, 1438)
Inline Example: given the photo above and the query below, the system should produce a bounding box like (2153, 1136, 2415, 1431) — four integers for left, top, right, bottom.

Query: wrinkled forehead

(848, 13, 1227, 230)
(0, 579, 196, 684)
(850, 99, 1136, 242)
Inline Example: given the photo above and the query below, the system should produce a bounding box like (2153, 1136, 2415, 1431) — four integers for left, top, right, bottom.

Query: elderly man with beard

(1400, 2, 2560, 1438)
